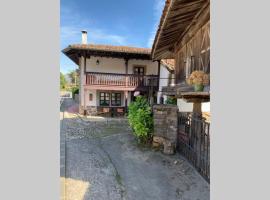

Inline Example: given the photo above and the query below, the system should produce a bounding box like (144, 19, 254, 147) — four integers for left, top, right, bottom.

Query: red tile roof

(65, 44, 151, 55)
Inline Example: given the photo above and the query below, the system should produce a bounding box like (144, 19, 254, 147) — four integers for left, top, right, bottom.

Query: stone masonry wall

(153, 105, 178, 154)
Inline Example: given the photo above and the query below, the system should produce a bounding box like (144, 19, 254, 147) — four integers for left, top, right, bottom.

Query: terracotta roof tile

(67, 44, 151, 55)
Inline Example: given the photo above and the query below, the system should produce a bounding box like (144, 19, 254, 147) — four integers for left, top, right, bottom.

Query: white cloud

(147, 0, 165, 48)
(61, 5, 126, 46)
(61, 25, 127, 46)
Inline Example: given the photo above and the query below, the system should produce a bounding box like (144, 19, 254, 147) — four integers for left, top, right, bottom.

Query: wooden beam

(157, 60, 161, 89)
(175, 3, 210, 52)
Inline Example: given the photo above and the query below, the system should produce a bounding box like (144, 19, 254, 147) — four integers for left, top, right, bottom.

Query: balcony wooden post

(157, 60, 161, 89)
(125, 58, 129, 87)
(124, 91, 128, 113)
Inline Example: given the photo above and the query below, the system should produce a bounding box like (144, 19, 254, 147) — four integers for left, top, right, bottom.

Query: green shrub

(71, 87, 79, 99)
(128, 96, 153, 144)
(165, 96, 177, 105)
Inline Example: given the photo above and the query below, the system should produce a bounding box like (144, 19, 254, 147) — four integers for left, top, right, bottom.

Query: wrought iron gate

(177, 112, 210, 182)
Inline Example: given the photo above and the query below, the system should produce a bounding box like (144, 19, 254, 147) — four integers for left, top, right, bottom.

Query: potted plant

(186, 70, 209, 92)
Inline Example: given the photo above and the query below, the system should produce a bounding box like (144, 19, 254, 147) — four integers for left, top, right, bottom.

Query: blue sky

(60, 0, 165, 74)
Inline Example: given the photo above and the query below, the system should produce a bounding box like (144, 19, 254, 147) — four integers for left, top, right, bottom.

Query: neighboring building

(151, 0, 210, 115)
(151, 0, 211, 181)
(157, 59, 175, 104)
(62, 31, 160, 116)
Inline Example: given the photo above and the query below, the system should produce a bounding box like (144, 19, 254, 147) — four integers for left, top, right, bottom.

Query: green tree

(68, 69, 79, 86)
(60, 72, 67, 90)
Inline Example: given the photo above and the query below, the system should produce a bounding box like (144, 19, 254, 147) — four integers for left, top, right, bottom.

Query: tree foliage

(71, 86, 79, 99)
(128, 96, 153, 143)
(60, 72, 67, 90)
(68, 69, 79, 86)
(165, 96, 177, 105)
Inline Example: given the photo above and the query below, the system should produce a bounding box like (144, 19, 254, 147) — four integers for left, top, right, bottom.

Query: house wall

(173, 18, 210, 113)
(86, 57, 125, 74)
(85, 56, 159, 76)
(79, 56, 86, 113)
(84, 90, 132, 107)
(128, 59, 158, 75)
(84, 89, 97, 106)
(80, 55, 159, 113)
(177, 99, 210, 112)
(157, 64, 170, 104)
(174, 20, 210, 84)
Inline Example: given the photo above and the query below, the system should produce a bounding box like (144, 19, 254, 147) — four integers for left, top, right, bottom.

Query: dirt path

(60, 99, 209, 200)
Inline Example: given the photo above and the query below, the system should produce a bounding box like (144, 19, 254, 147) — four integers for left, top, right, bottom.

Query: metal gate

(177, 112, 210, 182)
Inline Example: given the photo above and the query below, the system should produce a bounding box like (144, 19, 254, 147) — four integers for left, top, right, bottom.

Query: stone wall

(153, 105, 178, 154)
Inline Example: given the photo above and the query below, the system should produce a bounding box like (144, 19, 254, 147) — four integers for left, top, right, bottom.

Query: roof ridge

(69, 43, 151, 50)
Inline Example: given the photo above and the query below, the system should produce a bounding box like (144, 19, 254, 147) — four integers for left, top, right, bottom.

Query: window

(99, 92, 110, 106)
(134, 66, 145, 75)
(111, 93, 121, 106)
(89, 93, 93, 101)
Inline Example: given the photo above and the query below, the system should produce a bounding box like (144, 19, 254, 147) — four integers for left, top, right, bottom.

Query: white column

(79, 56, 86, 113)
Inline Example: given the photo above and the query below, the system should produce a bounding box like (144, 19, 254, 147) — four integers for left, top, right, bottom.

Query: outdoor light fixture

(96, 59, 100, 65)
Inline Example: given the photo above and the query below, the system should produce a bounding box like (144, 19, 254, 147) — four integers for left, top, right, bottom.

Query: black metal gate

(177, 112, 210, 182)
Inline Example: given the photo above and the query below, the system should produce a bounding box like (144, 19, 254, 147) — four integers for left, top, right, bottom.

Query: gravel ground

(60, 99, 209, 200)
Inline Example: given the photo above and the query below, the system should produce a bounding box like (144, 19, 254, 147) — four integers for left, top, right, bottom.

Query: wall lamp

(96, 59, 100, 65)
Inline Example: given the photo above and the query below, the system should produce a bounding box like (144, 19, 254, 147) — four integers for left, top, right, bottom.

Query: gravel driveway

(60, 99, 209, 200)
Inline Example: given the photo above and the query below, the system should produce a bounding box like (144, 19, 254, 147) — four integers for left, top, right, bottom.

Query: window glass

(100, 92, 110, 106)
(111, 93, 121, 106)
(134, 66, 145, 75)
(89, 93, 93, 101)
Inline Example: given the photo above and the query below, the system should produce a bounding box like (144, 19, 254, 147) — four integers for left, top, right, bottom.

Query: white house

(62, 31, 160, 117)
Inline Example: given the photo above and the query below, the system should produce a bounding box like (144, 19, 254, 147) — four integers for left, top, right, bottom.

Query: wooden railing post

(85, 72, 158, 87)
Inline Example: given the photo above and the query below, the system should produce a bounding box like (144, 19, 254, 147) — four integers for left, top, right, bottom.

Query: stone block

(153, 136, 165, 144)
(163, 140, 175, 155)
(152, 141, 161, 148)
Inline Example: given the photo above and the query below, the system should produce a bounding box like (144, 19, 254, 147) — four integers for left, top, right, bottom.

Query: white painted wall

(128, 92, 131, 105)
(85, 56, 159, 76)
(80, 56, 86, 108)
(85, 89, 97, 106)
(202, 102, 210, 112)
(128, 59, 159, 75)
(177, 99, 210, 112)
(86, 57, 125, 73)
(157, 64, 170, 104)
(177, 99, 193, 112)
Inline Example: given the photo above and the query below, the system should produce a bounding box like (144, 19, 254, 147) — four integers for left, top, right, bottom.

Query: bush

(165, 96, 177, 105)
(71, 87, 79, 99)
(128, 96, 153, 144)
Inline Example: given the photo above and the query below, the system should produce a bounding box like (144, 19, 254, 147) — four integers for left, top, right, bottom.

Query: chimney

(81, 30, 87, 44)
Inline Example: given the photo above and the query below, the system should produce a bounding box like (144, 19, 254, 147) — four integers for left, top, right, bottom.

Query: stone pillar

(153, 105, 178, 154)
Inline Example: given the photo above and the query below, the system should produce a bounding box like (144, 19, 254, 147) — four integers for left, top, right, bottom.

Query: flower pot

(194, 84, 204, 92)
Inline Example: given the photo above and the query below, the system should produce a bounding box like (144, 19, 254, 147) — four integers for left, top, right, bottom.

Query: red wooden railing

(85, 72, 158, 87)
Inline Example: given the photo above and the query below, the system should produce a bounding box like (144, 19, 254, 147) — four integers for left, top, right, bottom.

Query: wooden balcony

(85, 72, 158, 91)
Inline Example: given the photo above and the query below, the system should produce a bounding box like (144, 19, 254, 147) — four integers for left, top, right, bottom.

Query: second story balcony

(85, 72, 159, 91)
